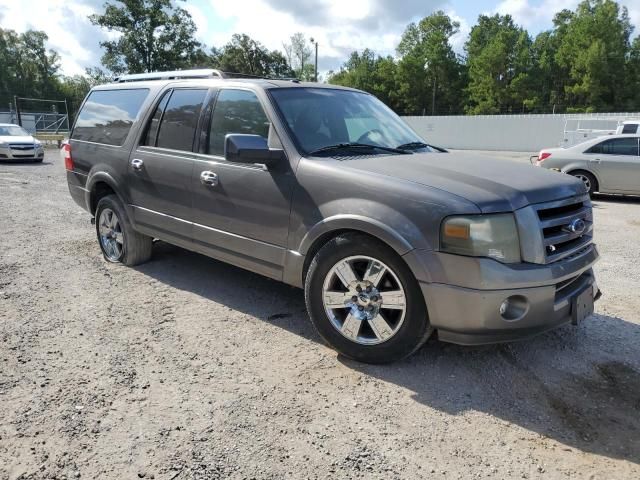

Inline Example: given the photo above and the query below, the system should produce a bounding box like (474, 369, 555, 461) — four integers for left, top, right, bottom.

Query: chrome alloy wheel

(574, 173, 592, 191)
(322, 256, 407, 345)
(98, 208, 124, 261)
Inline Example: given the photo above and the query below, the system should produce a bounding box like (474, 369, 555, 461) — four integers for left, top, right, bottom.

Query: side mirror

(224, 134, 285, 166)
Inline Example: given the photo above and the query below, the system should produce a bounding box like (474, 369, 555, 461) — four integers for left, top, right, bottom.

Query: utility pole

(14, 96, 22, 126)
(431, 76, 436, 116)
(63, 99, 70, 132)
(310, 38, 318, 82)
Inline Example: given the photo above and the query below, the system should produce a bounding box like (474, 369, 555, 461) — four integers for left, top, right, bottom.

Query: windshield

(0, 125, 30, 136)
(269, 88, 427, 155)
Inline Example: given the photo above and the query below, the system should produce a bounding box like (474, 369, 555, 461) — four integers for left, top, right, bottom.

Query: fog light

(499, 295, 529, 321)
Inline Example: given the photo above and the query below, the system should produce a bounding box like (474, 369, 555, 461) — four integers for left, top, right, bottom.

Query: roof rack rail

(113, 69, 266, 83)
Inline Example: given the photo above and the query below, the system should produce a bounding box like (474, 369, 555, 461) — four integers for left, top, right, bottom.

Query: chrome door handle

(200, 171, 218, 186)
(131, 158, 144, 171)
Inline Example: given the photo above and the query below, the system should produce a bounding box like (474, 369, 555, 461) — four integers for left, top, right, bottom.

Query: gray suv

(66, 69, 600, 363)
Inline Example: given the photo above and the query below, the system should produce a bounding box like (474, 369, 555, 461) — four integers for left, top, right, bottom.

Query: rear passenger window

(208, 89, 270, 156)
(72, 89, 149, 146)
(622, 124, 638, 134)
(156, 89, 207, 152)
(587, 138, 639, 156)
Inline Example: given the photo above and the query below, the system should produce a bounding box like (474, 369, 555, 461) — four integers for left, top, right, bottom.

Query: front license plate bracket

(572, 286, 594, 326)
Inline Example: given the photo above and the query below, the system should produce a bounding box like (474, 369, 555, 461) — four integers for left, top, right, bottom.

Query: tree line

(0, 0, 638, 119)
(0, 0, 314, 118)
(329, 0, 640, 114)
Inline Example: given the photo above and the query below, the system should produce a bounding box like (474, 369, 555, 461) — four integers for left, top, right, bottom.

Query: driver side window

(208, 89, 270, 157)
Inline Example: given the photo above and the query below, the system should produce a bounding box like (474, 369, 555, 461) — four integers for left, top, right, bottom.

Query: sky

(0, 0, 639, 77)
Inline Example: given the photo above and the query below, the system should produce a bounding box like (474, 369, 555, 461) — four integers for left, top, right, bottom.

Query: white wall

(403, 113, 640, 152)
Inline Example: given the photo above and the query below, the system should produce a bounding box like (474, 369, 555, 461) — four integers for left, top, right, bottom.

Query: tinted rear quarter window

(72, 89, 149, 146)
(622, 124, 638, 134)
(156, 89, 208, 152)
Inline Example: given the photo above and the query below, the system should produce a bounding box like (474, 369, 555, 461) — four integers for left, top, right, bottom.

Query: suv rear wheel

(95, 195, 152, 266)
(305, 233, 432, 364)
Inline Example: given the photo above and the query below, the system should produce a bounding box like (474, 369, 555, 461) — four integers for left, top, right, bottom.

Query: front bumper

(0, 147, 44, 161)
(404, 245, 600, 345)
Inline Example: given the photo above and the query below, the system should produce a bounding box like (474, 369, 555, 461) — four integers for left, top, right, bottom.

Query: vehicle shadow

(136, 241, 640, 465)
(592, 193, 640, 205)
(0, 160, 50, 166)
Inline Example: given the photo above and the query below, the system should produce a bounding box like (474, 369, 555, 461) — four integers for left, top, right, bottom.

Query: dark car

(65, 69, 600, 363)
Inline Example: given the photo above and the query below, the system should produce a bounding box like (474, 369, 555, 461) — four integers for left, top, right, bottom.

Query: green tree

(89, 0, 208, 75)
(553, 0, 633, 112)
(283, 33, 313, 80)
(395, 11, 465, 115)
(58, 68, 112, 117)
(627, 37, 640, 110)
(465, 14, 536, 114)
(328, 50, 400, 110)
(212, 34, 292, 77)
(0, 28, 61, 108)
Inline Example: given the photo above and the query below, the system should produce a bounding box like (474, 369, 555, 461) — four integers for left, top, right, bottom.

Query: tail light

(63, 143, 74, 171)
(538, 152, 551, 162)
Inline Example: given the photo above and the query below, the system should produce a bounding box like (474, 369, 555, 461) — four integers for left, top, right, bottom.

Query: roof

(0, 123, 20, 127)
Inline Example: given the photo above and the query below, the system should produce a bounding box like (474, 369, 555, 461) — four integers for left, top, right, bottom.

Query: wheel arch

(86, 172, 125, 215)
(564, 166, 600, 192)
(294, 216, 417, 286)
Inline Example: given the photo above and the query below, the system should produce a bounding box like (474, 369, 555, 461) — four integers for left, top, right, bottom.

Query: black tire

(95, 194, 152, 266)
(305, 233, 432, 364)
(569, 170, 598, 195)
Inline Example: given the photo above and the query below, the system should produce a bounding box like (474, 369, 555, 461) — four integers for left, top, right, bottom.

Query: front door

(127, 87, 209, 244)
(191, 88, 294, 280)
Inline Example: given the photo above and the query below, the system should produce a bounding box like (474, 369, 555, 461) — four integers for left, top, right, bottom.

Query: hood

(340, 151, 586, 213)
(0, 135, 35, 144)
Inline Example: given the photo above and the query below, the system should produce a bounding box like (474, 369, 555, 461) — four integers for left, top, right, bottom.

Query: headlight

(440, 214, 521, 263)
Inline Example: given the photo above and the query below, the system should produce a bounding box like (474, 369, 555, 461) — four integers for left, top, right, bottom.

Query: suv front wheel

(305, 233, 432, 364)
(95, 195, 153, 266)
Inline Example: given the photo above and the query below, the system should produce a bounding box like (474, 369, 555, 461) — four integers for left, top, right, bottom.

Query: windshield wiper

(308, 142, 410, 156)
(396, 141, 431, 150)
(396, 141, 449, 153)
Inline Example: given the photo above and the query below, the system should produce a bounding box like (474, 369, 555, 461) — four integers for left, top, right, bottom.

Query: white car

(0, 123, 45, 162)
(534, 134, 640, 196)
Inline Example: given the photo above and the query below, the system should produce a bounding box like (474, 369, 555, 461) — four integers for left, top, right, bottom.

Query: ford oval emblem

(564, 218, 586, 235)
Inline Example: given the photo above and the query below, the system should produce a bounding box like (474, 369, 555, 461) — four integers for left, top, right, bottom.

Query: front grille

(535, 196, 593, 264)
(9, 143, 34, 151)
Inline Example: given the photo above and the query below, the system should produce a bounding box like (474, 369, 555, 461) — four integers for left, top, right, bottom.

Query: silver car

(0, 123, 45, 162)
(535, 134, 640, 195)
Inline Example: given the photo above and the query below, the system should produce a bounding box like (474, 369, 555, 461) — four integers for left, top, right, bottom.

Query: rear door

(190, 88, 294, 280)
(585, 137, 640, 192)
(128, 87, 209, 244)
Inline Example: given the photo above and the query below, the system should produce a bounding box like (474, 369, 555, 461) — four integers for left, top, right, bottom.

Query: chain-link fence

(0, 96, 70, 135)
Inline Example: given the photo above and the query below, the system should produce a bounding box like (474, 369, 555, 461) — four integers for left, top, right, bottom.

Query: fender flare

(297, 214, 416, 256)
(85, 172, 127, 214)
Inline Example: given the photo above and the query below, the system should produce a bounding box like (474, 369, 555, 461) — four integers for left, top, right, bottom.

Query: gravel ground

(1, 150, 639, 480)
